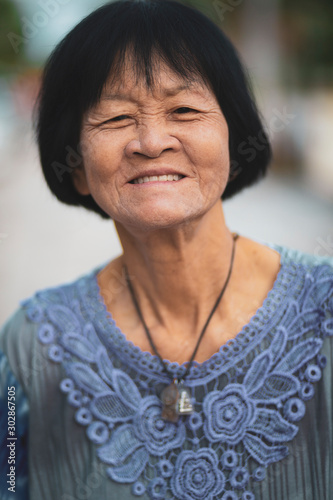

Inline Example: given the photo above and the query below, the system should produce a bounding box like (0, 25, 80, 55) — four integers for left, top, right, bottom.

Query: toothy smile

(131, 174, 185, 184)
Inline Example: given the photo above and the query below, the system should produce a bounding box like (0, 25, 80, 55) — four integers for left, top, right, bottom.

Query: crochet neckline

(82, 241, 291, 379)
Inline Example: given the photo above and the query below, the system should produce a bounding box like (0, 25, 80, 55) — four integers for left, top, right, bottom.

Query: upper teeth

(132, 174, 183, 184)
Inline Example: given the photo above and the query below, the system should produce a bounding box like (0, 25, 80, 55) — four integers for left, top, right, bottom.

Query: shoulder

(0, 265, 103, 393)
(270, 242, 333, 302)
(241, 237, 333, 326)
(270, 241, 333, 270)
(254, 237, 333, 282)
(239, 236, 333, 313)
(244, 234, 333, 270)
(259, 243, 333, 347)
(0, 307, 38, 393)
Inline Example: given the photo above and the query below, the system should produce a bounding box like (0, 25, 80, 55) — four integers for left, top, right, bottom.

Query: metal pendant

(177, 384, 193, 415)
(161, 380, 193, 422)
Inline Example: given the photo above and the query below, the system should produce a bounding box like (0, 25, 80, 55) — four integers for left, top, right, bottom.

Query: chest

(107, 283, 270, 364)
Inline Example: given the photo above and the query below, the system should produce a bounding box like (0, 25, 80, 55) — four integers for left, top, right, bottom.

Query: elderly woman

(1, 1, 332, 499)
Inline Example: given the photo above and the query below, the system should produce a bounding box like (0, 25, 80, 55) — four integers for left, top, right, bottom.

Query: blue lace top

(0, 241, 333, 500)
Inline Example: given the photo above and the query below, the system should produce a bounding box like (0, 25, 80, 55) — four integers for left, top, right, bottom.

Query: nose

(125, 121, 179, 158)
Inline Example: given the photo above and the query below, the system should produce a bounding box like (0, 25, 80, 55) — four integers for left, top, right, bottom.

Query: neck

(113, 202, 236, 337)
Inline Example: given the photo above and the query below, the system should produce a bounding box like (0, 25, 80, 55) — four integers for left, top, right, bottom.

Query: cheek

(81, 137, 120, 187)
(189, 124, 230, 183)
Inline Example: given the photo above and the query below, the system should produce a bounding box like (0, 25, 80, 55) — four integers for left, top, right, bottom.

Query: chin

(117, 206, 204, 233)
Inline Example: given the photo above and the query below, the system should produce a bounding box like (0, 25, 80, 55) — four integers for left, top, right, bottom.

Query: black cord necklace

(124, 232, 239, 422)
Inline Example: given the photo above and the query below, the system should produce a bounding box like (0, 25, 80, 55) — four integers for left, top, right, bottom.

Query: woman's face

(77, 60, 230, 233)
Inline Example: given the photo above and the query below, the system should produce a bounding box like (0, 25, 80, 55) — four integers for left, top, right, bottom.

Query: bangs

(75, 1, 214, 111)
(103, 45, 209, 95)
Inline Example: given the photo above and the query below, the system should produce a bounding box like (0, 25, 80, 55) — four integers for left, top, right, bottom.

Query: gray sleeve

(0, 308, 136, 500)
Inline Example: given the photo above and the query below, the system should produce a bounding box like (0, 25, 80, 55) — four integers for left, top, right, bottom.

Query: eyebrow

(101, 84, 200, 102)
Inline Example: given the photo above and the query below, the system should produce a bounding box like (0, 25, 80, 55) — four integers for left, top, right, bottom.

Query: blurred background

(0, 0, 332, 322)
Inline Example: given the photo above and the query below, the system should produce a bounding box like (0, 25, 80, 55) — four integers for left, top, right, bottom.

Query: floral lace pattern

(22, 249, 333, 499)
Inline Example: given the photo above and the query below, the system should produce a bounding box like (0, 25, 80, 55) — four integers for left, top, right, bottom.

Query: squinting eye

(174, 107, 197, 114)
(109, 115, 130, 122)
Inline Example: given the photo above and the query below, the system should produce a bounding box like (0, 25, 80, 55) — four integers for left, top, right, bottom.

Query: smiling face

(75, 59, 230, 233)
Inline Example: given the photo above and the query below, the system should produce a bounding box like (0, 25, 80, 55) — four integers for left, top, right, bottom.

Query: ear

(71, 165, 91, 195)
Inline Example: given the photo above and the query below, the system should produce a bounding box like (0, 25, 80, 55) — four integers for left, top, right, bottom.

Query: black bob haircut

(36, 0, 272, 219)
